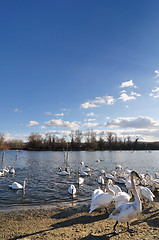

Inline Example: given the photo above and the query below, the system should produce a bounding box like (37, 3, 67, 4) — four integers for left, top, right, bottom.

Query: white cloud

(44, 112, 52, 116)
(105, 96, 115, 105)
(131, 91, 141, 97)
(83, 122, 99, 128)
(87, 119, 96, 122)
(118, 92, 136, 102)
(27, 121, 39, 127)
(106, 116, 157, 129)
(80, 101, 99, 109)
(120, 80, 137, 88)
(55, 113, 64, 117)
(154, 70, 159, 78)
(149, 86, 159, 98)
(14, 108, 19, 112)
(39, 126, 46, 129)
(5, 133, 29, 141)
(80, 95, 115, 109)
(45, 119, 79, 130)
(87, 112, 95, 117)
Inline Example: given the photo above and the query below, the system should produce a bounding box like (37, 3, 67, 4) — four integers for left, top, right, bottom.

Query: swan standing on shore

(109, 179, 122, 194)
(89, 179, 115, 213)
(112, 189, 132, 209)
(91, 188, 104, 200)
(68, 184, 76, 196)
(136, 186, 155, 202)
(106, 171, 142, 235)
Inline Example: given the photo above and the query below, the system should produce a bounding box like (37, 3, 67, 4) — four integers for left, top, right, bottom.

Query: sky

(1, 0, 159, 142)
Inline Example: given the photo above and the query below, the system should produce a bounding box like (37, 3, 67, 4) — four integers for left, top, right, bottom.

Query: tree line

(1, 131, 159, 151)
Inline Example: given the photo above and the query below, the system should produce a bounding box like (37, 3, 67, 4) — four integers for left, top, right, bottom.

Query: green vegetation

(0, 131, 159, 151)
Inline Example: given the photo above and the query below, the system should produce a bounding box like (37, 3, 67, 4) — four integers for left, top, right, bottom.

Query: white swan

(83, 166, 91, 172)
(76, 173, 84, 185)
(91, 188, 104, 200)
(109, 179, 122, 195)
(89, 179, 115, 213)
(9, 167, 15, 174)
(9, 179, 27, 190)
(68, 184, 76, 196)
(112, 190, 132, 208)
(106, 171, 142, 235)
(80, 170, 88, 176)
(97, 171, 105, 185)
(105, 173, 117, 182)
(3, 167, 9, 173)
(58, 167, 70, 176)
(0, 170, 4, 177)
(136, 186, 155, 202)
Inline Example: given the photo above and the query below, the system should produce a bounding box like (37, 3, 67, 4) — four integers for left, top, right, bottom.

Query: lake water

(0, 150, 158, 211)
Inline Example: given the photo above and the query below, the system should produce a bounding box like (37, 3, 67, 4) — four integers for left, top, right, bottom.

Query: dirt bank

(0, 192, 158, 240)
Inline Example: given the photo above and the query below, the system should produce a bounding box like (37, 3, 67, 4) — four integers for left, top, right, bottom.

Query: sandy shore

(0, 192, 159, 240)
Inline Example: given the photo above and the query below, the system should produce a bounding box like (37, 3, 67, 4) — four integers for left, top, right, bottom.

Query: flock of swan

(0, 165, 27, 191)
(58, 162, 159, 235)
(1, 152, 159, 235)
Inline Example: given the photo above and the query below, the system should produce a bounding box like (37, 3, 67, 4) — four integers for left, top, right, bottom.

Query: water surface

(0, 150, 158, 210)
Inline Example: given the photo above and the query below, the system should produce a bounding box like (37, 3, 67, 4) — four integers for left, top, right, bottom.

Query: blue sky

(1, 0, 159, 142)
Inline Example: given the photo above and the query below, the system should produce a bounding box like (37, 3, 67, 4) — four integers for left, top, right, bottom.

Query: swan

(106, 171, 142, 235)
(83, 166, 91, 172)
(112, 189, 132, 208)
(136, 186, 155, 202)
(97, 171, 105, 185)
(89, 179, 115, 213)
(3, 167, 9, 173)
(9, 179, 28, 190)
(68, 184, 76, 196)
(105, 173, 117, 182)
(58, 167, 70, 176)
(0, 170, 4, 177)
(109, 179, 122, 195)
(80, 170, 88, 176)
(9, 167, 15, 174)
(76, 173, 84, 185)
(91, 188, 104, 200)
(155, 172, 159, 179)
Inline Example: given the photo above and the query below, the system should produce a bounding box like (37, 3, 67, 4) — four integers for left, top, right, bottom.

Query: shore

(0, 192, 159, 240)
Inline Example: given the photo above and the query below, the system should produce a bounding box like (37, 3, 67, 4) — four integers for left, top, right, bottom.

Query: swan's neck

(128, 189, 132, 199)
(23, 180, 26, 189)
(106, 180, 115, 196)
(131, 173, 140, 204)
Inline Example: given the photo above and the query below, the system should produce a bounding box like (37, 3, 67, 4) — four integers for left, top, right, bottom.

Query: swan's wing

(11, 182, 23, 189)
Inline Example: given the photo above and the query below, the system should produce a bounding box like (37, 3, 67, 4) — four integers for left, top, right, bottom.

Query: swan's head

(24, 178, 28, 183)
(109, 179, 113, 185)
(131, 171, 141, 180)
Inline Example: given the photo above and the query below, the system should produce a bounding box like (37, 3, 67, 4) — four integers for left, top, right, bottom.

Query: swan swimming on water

(9, 179, 28, 190)
(106, 171, 142, 235)
(9, 167, 15, 174)
(76, 172, 84, 185)
(97, 171, 105, 185)
(58, 167, 70, 176)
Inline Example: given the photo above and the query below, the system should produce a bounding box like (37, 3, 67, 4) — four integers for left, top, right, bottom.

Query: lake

(0, 150, 158, 211)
